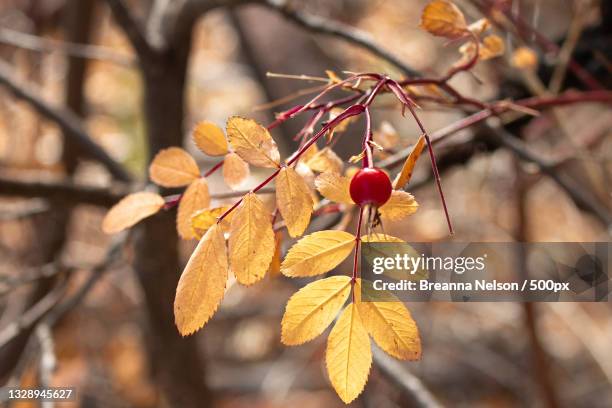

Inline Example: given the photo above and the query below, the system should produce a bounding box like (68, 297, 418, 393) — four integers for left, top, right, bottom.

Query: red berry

(349, 167, 392, 207)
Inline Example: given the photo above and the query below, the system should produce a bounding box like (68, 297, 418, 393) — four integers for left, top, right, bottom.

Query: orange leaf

(420, 0, 468, 39)
(392, 135, 426, 189)
(177, 178, 211, 239)
(226, 116, 280, 168)
(193, 121, 229, 156)
(149, 147, 200, 187)
(223, 152, 250, 190)
(102, 192, 165, 234)
(174, 224, 228, 336)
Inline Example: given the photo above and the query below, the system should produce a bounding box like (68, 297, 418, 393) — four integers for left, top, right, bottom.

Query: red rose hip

(349, 167, 392, 207)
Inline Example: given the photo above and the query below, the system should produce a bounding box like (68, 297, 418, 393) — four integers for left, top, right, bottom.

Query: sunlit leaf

(356, 280, 421, 360)
(268, 230, 283, 278)
(276, 167, 313, 237)
(479, 34, 505, 60)
(393, 135, 426, 189)
(378, 191, 419, 221)
(174, 224, 228, 336)
(459, 34, 505, 62)
(177, 178, 210, 239)
(102, 192, 165, 234)
(420, 0, 468, 39)
(223, 152, 250, 190)
(226, 116, 280, 168)
(281, 230, 356, 277)
(326, 303, 372, 404)
(305, 147, 343, 174)
(149, 147, 200, 188)
(281, 276, 351, 345)
(191, 206, 232, 239)
(315, 172, 354, 205)
(229, 193, 275, 285)
(193, 121, 229, 156)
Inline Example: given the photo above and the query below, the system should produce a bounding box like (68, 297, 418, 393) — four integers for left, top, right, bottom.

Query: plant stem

(405, 102, 454, 235)
(351, 205, 365, 302)
(362, 107, 373, 168)
(203, 159, 224, 177)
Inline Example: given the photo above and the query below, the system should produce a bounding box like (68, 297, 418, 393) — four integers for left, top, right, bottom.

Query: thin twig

(262, 0, 421, 78)
(0, 59, 132, 182)
(0, 28, 135, 67)
(104, 0, 155, 60)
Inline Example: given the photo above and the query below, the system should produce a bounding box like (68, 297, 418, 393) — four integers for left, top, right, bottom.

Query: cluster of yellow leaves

(280, 234, 422, 403)
(102, 113, 424, 404)
(420, 0, 504, 65)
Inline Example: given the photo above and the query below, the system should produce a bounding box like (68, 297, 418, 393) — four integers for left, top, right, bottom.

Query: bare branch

(0, 174, 275, 207)
(104, 0, 155, 59)
(262, 0, 421, 78)
(487, 123, 612, 230)
(0, 59, 132, 182)
(0, 28, 135, 67)
(373, 348, 443, 408)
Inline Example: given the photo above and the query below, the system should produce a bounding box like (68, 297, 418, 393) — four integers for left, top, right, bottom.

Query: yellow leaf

(228, 193, 275, 285)
(479, 34, 505, 60)
(281, 230, 356, 277)
(174, 224, 228, 336)
(420, 0, 468, 39)
(300, 143, 319, 163)
(226, 116, 280, 168)
(356, 280, 421, 360)
(177, 178, 211, 240)
(268, 230, 283, 278)
(102, 192, 165, 234)
(276, 167, 313, 237)
(315, 172, 354, 205)
(511, 46, 538, 70)
(281, 275, 351, 345)
(295, 162, 315, 188)
(191, 206, 232, 239)
(193, 121, 229, 156)
(393, 135, 426, 189)
(149, 147, 200, 187)
(379, 191, 419, 221)
(223, 152, 250, 190)
(326, 303, 372, 404)
(305, 147, 343, 174)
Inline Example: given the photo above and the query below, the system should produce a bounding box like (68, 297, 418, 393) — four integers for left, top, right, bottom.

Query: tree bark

(133, 43, 212, 407)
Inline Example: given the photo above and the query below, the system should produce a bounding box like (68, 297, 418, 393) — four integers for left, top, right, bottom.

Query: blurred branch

(261, 0, 421, 78)
(0, 28, 135, 67)
(0, 199, 49, 220)
(0, 175, 276, 206)
(488, 123, 612, 230)
(372, 348, 443, 408)
(0, 233, 128, 350)
(104, 0, 154, 59)
(0, 175, 131, 207)
(0, 59, 132, 182)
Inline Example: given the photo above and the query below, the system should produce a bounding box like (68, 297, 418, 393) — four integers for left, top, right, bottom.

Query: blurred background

(0, 0, 610, 407)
